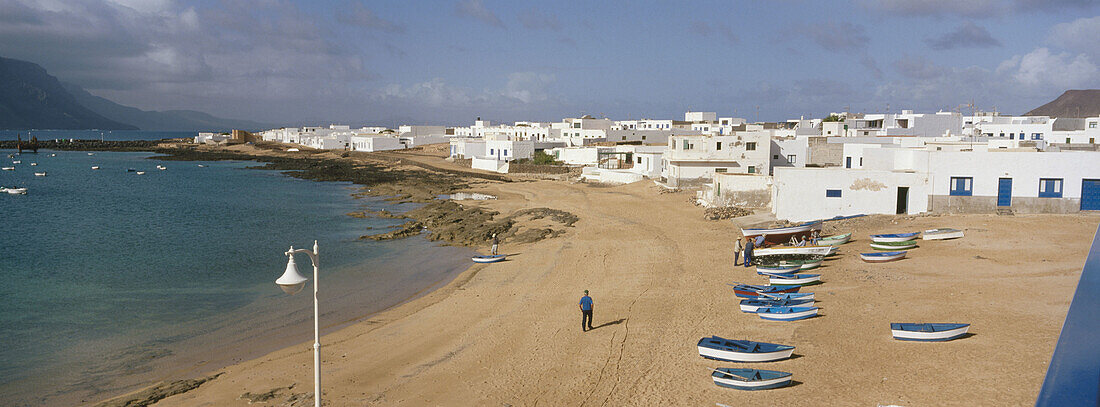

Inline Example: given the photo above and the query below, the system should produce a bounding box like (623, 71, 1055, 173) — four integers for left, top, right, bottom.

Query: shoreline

(59, 142, 1098, 406)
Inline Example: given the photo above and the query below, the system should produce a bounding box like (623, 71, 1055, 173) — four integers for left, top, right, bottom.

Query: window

(636, 157, 642, 164)
(1092, 138, 1096, 144)
(489, 149, 495, 155)
(1039, 178, 1063, 198)
(682, 140, 692, 150)
(1090, 122, 1097, 128)
(1019, 133, 1024, 140)
(573, 123, 580, 128)
(622, 136, 627, 140)
(715, 168, 727, 173)
(1000, 133, 1005, 138)
(773, 154, 779, 159)
(747, 166, 756, 174)
(1032, 133, 1042, 140)
(949, 177, 973, 196)
(845, 157, 852, 168)
(746, 142, 757, 151)
(859, 157, 863, 166)
(716, 142, 722, 150)
(787, 154, 796, 163)
(1067, 137, 1072, 144)
(641, 135, 646, 140)
(826, 189, 842, 198)
(503, 149, 508, 156)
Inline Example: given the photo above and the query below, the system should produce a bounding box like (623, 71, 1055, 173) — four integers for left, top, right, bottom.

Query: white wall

(471, 157, 509, 173)
(926, 151, 1100, 199)
(772, 167, 931, 222)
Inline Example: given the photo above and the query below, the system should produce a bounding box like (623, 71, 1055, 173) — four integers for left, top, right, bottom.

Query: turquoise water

(0, 149, 472, 405)
(0, 129, 194, 141)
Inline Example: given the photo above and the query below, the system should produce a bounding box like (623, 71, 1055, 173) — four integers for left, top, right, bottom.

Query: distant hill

(62, 82, 272, 132)
(1025, 90, 1100, 118)
(0, 56, 136, 130)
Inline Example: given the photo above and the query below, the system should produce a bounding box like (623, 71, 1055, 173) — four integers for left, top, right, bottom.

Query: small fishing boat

(754, 245, 833, 257)
(197, 164, 207, 168)
(711, 368, 793, 391)
(870, 240, 918, 250)
(34, 172, 46, 176)
(12, 160, 20, 164)
(697, 337, 795, 362)
(890, 323, 970, 341)
(755, 264, 801, 274)
(88, 153, 95, 155)
(50, 154, 56, 157)
(157, 165, 167, 170)
(870, 232, 920, 243)
(729, 283, 801, 298)
(741, 221, 822, 246)
(135, 171, 146, 175)
(923, 228, 964, 241)
(817, 232, 851, 245)
(755, 306, 819, 321)
(2, 187, 28, 194)
(860, 251, 907, 263)
(471, 254, 506, 263)
(91, 166, 100, 170)
(29, 162, 37, 166)
(756, 292, 815, 302)
(764, 273, 821, 287)
(1, 167, 13, 171)
(739, 298, 815, 313)
(796, 260, 823, 270)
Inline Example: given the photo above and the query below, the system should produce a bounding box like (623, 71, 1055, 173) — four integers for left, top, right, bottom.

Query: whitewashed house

(351, 135, 404, 152)
(662, 132, 771, 187)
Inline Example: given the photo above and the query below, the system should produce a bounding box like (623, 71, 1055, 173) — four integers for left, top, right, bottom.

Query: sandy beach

(96, 145, 1099, 406)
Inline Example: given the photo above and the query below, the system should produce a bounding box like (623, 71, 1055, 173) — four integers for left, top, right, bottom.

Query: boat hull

(732, 286, 801, 298)
(698, 346, 795, 362)
(712, 375, 792, 391)
(923, 229, 964, 240)
(817, 232, 852, 246)
(755, 265, 801, 274)
(891, 324, 970, 341)
(756, 307, 819, 321)
(742, 222, 822, 246)
(471, 255, 506, 263)
(870, 233, 920, 243)
(711, 369, 793, 391)
(870, 241, 917, 250)
(860, 251, 907, 263)
(739, 299, 815, 313)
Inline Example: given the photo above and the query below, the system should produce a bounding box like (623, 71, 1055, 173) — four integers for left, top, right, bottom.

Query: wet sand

(122, 160, 1098, 406)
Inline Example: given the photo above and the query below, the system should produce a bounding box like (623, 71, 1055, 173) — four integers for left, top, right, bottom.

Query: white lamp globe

(276, 255, 308, 295)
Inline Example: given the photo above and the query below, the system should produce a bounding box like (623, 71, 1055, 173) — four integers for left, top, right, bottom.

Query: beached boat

(860, 251, 907, 263)
(739, 298, 815, 313)
(755, 306, 819, 321)
(890, 323, 970, 341)
(870, 240, 917, 250)
(870, 232, 920, 243)
(756, 292, 815, 302)
(764, 273, 822, 287)
(471, 254, 506, 263)
(758, 258, 823, 270)
(923, 228, 964, 241)
(730, 283, 801, 298)
(741, 221, 822, 246)
(91, 166, 100, 170)
(817, 232, 851, 245)
(697, 337, 795, 362)
(755, 264, 801, 274)
(33, 172, 46, 177)
(754, 245, 833, 257)
(2, 187, 28, 194)
(711, 368, 793, 391)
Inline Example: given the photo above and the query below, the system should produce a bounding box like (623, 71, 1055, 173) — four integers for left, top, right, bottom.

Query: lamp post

(275, 240, 321, 407)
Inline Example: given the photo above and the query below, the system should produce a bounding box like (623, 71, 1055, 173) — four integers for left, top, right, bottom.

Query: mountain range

(1025, 90, 1100, 118)
(0, 56, 270, 131)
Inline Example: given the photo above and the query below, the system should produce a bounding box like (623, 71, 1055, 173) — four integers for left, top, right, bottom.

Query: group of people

(732, 230, 820, 267)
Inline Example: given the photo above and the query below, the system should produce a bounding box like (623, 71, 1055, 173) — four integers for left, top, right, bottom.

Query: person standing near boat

(733, 237, 744, 266)
(743, 237, 755, 267)
(579, 290, 594, 332)
(491, 233, 499, 255)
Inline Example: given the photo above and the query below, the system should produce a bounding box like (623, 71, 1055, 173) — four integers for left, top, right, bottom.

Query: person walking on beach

(579, 290, 594, 332)
(743, 237, 755, 267)
(491, 233, 499, 255)
(733, 237, 744, 266)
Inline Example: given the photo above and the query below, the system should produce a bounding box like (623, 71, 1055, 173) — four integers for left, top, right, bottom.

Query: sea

(0, 141, 474, 406)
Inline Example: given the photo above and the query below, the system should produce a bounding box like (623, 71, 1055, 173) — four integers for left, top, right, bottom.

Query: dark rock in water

(361, 221, 424, 240)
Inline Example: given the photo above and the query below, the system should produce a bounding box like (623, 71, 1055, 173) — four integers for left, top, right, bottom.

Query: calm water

(0, 129, 194, 141)
(0, 149, 472, 405)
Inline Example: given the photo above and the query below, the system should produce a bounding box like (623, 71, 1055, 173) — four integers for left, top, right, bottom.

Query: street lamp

(276, 240, 321, 407)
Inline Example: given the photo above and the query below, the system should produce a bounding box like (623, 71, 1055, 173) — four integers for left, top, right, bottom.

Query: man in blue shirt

(579, 290, 594, 332)
(743, 236, 755, 267)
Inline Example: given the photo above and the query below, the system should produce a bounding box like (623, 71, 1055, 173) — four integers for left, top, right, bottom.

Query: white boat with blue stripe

(756, 306, 819, 321)
(870, 232, 920, 243)
(891, 323, 970, 341)
(711, 368, 793, 390)
(471, 254, 506, 263)
(739, 298, 816, 313)
(696, 336, 795, 362)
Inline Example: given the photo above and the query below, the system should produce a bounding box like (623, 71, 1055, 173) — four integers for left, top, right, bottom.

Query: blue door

(998, 178, 1012, 207)
(1083, 179, 1100, 210)
(845, 157, 852, 168)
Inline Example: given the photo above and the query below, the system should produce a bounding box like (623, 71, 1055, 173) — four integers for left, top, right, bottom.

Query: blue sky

(2, 0, 1098, 126)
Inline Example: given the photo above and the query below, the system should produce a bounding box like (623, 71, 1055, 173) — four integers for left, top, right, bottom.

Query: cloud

(691, 21, 738, 45)
(925, 21, 1001, 50)
(861, 54, 883, 79)
(893, 55, 947, 80)
(376, 72, 556, 107)
(518, 8, 560, 31)
(335, 1, 403, 32)
(798, 21, 869, 52)
(1048, 16, 1100, 57)
(996, 47, 1099, 90)
(860, 0, 1095, 17)
(455, 0, 503, 28)
(504, 72, 554, 103)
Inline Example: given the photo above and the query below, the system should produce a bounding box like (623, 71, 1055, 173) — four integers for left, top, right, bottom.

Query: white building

(351, 135, 404, 152)
(842, 111, 963, 138)
(662, 132, 771, 187)
(399, 125, 446, 137)
(685, 111, 717, 122)
(449, 138, 486, 159)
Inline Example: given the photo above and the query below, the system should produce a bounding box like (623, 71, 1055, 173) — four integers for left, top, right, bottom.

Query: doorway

(896, 187, 909, 214)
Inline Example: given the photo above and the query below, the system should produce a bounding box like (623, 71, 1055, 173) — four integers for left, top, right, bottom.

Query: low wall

(931, 195, 1082, 214)
(471, 158, 509, 173)
(508, 163, 573, 174)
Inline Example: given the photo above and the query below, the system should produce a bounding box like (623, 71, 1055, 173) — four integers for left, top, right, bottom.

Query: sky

(2, 0, 1099, 126)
